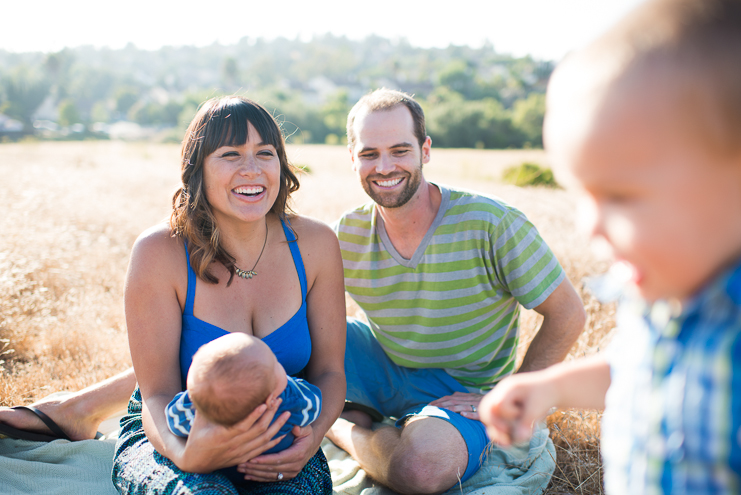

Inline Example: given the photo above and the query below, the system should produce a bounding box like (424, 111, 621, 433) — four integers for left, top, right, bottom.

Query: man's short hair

(346, 88, 427, 149)
(570, 0, 741, 157)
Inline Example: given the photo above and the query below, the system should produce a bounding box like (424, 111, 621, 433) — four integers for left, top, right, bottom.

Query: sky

(5, 0, 646, 61)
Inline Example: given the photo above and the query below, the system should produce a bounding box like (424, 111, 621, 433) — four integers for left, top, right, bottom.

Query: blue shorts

(344, 318, 489, 483)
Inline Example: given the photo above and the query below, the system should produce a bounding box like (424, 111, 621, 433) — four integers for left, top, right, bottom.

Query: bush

(502, 162, 558, 187)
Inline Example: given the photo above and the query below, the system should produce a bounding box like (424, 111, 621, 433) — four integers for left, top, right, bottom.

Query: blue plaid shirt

(602, 258, 741, 494)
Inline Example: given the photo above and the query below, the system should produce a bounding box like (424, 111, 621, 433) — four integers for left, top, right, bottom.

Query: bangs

(200, 97, 283, 157)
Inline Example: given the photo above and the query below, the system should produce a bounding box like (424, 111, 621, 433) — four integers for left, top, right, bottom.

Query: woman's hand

(177, 397, 291, 473)
(236, 424, 319, 482)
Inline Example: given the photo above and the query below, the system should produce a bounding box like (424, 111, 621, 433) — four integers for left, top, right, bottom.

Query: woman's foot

(0, 396, 102, 441)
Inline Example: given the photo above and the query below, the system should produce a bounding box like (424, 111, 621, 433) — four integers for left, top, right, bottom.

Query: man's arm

(430, 277, 585, 419)
(517, 277, 586, 373)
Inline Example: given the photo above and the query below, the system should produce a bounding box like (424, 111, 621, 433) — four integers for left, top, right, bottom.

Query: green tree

(221, 57, 239, 88)
(0, 67, 51, 129)
(90, 101, 111, 123)
(426, 98, 525, 149)
(320, 89, 350, 144)
(438, 60, 478, 99)
(115, 87, 139, 117)
(57, 99, 81, 127)
(512, 93, 546, 147)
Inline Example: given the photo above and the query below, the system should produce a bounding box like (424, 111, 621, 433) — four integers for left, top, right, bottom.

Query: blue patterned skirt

(112, 388, 333, 495)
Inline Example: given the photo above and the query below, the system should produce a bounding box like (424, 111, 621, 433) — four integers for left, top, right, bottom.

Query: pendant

(235, 267, 257, 279)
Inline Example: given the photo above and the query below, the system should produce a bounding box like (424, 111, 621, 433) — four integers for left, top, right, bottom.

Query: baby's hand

(478, 371, 557, 447)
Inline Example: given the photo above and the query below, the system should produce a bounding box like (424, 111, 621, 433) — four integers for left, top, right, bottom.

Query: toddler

(479, 0, 741, 493)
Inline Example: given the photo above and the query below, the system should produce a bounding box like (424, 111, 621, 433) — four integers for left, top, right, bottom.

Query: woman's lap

(112, 389, 332, 495)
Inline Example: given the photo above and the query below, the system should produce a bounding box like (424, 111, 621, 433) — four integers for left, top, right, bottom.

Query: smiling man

(326, 89, 586, 494)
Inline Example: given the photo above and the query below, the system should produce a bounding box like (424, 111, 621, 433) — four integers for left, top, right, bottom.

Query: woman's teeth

(234, 186, 264, 196)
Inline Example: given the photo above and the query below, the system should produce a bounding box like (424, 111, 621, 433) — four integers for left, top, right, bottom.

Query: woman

(112, 96, 346, 494)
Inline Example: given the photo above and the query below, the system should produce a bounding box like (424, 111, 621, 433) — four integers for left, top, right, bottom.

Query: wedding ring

(277, 472, 284, 481)
(471, 405, 477, 413)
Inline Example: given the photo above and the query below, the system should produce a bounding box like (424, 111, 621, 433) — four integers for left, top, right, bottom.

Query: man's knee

(386, 447, 464, 494)
(385, 419, 468, 494)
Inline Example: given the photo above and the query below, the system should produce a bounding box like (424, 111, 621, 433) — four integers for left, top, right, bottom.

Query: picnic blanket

(0, 421, 555, 494)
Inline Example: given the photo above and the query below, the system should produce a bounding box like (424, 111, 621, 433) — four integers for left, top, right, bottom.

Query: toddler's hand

(478, 371, 557, 447)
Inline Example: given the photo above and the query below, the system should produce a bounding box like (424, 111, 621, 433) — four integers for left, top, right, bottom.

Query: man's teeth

(234, 186, 264, 195)
(376, 178, 402, 187)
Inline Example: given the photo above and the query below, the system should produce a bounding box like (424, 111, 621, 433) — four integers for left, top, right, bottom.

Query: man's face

(349, 105, 431, 209)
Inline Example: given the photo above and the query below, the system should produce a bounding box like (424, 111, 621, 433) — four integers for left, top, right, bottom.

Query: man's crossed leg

(326, 319, 489, 494)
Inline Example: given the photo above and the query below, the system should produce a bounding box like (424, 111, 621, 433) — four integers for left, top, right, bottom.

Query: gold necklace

(234, 218, 268, 280)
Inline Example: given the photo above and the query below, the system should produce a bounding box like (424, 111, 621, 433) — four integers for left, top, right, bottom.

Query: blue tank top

(179, 219, 311, 387)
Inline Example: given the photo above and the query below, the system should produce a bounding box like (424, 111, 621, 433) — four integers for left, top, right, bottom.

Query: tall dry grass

(0, 142, 615, 494)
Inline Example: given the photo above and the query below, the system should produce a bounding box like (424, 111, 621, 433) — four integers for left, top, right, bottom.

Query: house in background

(0, 114, 24, 138)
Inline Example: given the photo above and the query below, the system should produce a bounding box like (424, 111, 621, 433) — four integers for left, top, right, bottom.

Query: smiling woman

(171, 98, 299, 286)
(111, 96, 347, 494)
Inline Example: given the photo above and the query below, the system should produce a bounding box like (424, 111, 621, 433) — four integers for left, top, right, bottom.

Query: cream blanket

(0, 422, 554, 494)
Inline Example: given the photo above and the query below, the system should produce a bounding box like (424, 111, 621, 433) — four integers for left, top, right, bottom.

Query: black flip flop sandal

(0, 406, 72, 442)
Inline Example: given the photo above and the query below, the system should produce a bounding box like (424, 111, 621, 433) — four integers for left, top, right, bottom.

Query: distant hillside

(0, 36, 552, 148)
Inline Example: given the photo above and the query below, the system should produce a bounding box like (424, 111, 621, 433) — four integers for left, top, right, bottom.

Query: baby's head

(187, 333, 287, 427)
(546, 0, 741, 302)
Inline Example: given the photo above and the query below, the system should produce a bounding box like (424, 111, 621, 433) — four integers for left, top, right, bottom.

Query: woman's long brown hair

(170, 96, 300, 286)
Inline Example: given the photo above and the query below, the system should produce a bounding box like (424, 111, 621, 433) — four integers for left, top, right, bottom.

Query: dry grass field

(0, 141, 615, 494)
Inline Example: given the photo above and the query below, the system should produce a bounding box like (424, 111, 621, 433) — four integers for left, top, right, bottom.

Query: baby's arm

(290, 378, 322, 427)
(479, 355, 611, 446)
(165, 391, 195, 438)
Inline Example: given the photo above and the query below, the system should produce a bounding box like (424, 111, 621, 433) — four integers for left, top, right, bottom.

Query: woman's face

(202, 121, 281, 228)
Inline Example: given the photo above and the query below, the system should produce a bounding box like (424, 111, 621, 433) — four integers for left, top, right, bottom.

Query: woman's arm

(125, 225, 288, 472)
(240, 217, 347, 481)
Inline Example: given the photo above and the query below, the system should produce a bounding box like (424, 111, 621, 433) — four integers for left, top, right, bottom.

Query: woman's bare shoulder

(129, 223, 186, 273)
(287, 215, 339, 250)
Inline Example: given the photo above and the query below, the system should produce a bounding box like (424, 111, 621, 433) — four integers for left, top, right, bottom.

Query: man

(325, 89, 585, 494)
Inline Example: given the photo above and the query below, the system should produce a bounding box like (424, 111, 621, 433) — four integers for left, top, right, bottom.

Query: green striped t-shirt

(336, 185, 565, 392)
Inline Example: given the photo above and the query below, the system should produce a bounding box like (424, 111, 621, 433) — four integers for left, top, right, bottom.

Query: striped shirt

(336, 185, 565, 391)
(602, 258, 741, 494)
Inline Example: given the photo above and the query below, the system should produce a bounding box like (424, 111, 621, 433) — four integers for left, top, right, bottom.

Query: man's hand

(428, 391, 484, 421)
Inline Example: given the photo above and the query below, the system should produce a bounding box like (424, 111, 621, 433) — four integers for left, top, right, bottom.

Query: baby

(166, 332, 321, 459)
(479, 0, 741, 493)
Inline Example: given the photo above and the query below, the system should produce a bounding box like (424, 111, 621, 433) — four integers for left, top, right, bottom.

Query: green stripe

(443, 202, 506, 219)
(425, 238, 488, 255)
(338, 232, 380, 246)
(338, 217, 372, 230)
(435, 219, 495, 236)
(345, 273, 493, 297)
(368, 303, 516, 342)
(519, 265, 563, 306)
(340, 248, 393, 263)
(384, 335, 518, 368)
(369, 303, 504, 328)
(495, 220, 535, 261)
(345, 257, 485, 280)
(355, 289, 498, 311)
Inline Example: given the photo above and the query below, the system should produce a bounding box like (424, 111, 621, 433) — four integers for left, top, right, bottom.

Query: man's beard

(362, 163, 423, 209)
